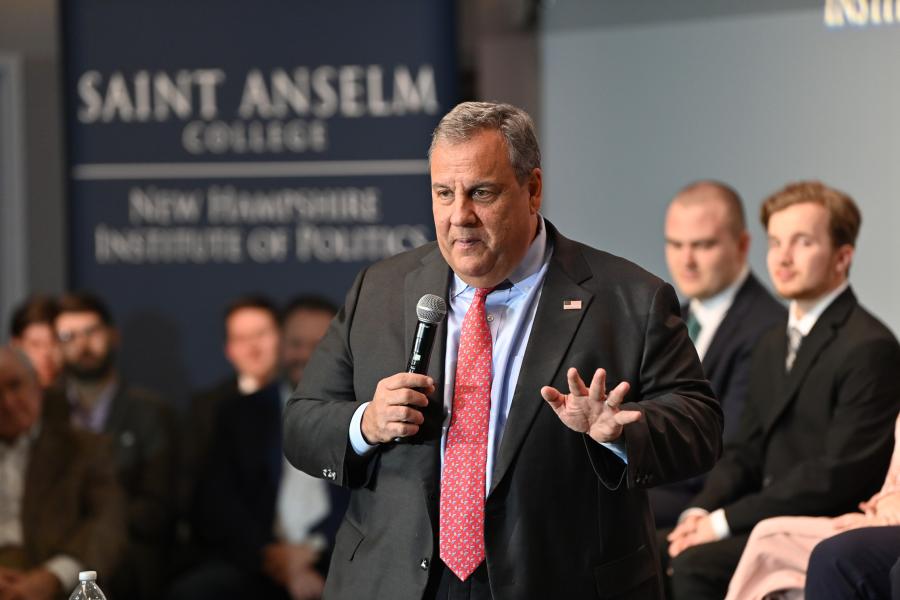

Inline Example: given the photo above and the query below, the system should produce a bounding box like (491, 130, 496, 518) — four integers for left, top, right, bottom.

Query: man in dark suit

(651, 181, 786, 527)
(805, 526, 900, 599)
(54, 292, 178, 600)
(665, 181, 900, 599)
(173, 296, 347, 600)
(0, 345, 126, 600)
(283, 102, 723, 600)
(182, 295, 281, 512)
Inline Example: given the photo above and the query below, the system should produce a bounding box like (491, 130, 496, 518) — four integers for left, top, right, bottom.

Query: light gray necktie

(785, 326, 803, 372)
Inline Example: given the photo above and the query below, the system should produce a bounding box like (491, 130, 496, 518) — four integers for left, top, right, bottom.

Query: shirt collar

(66, 378, 118, 431)
(688, 265, 749, 325)
(451, 214, 550, 300)
(788, 280, 850, 336)
(238, 374, 263, 395)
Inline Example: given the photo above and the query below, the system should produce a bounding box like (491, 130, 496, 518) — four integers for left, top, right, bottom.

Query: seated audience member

(726, 412, 900, 599)
(653, 181, 785, 527)
(805, 526, 900, 600)
(663, 181, 900, 599)
(55, 292, 178, 600)
(183, 295, 281, 505)
(171, 296, 347, 600)
(0, 345, 126, 600)
(9, 294, 62, 390)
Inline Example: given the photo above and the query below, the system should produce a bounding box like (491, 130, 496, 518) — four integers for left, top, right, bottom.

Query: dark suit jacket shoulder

(22, 418, 127, 579)
(693, 287, 900, 533)
(181, 376, 239, 515)
(700, 272, 786, 441)
(194, 384, 347, 575)
(284, 222, 722, 600)
(193, 384, 283, 571)
(104, 384, 179, 543)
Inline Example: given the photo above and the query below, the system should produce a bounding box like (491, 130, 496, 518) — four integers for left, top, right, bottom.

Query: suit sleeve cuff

(709, 508, 731, 540)
(44, 555, 83, 593)
(600, 439, 628, 463)
(677, 507, 709, 524)
(349, 402, 378, 456)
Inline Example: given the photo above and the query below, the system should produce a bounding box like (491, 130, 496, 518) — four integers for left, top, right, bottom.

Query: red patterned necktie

(440, 286, 493, 580)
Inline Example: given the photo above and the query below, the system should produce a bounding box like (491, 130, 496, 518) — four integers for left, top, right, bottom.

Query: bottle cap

(78, 571, 97, 582)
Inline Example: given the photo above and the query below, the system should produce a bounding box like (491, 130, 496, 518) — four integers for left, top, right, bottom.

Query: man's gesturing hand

(540, 367, 641, 443)
(361, 373, 435, 444)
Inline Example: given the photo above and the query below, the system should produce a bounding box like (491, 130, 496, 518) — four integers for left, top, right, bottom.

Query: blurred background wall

(541, 0, 900, 335)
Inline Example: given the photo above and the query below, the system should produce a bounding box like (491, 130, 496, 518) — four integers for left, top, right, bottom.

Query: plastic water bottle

(68, 571, 107, 600)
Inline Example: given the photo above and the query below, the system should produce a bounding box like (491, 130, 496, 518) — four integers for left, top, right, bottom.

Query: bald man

(651, 181, 785, 528)
(0, 346, 126, 599)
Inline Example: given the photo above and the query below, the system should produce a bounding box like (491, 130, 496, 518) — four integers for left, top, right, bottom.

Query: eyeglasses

(57, 323, 106, 345)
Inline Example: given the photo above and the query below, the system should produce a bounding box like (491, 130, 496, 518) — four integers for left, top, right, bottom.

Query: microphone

(394, 294, 446, 444)
(407, 294, 447, 374)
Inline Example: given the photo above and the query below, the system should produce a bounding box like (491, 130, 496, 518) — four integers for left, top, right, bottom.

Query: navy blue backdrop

(62, 0, 457, 406)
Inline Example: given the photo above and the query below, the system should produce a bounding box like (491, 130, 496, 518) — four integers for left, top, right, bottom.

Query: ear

(527, 168, 543, 213)
(737, 231, 751, 260)
(835, 244, 854, 277)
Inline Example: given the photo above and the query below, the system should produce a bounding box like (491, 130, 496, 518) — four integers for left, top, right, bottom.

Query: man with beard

(54, 292, 178, 600)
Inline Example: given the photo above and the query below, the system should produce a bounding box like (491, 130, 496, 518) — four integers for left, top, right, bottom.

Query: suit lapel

(102, 384, 126, 435)
(403, 246, 451, 501)
(702, 274, 758, 376)
(489, 228, 593, 496)
(762, 288, 856, 433)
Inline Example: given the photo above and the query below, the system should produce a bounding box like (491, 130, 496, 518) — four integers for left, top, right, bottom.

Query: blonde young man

(664, 181, 900, 599)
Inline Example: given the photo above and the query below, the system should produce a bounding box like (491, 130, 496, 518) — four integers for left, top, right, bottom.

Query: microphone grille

(416, 294, 447, 324)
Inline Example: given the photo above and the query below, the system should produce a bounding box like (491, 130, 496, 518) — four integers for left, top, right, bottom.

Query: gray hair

(428, 101, 541, 182)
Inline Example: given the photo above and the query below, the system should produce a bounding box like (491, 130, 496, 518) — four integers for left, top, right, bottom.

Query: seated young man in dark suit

(171, 296, 347, 600)
(663, 181, 900, 599)
(182, 295, 282, 513)
(653, 180, 786, 527)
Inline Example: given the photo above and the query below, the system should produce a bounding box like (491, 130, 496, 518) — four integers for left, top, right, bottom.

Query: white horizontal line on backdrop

(71, 159, 430, 180)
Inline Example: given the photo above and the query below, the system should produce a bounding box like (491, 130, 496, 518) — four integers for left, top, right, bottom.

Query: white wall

(542, 6, 900, 335)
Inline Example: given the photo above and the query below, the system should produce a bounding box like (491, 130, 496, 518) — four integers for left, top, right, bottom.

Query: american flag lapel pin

(563, 299, 582, 310)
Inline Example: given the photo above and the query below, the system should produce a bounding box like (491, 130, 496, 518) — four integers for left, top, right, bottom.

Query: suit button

(420, 558, 430, 571)
(763, 475, 773, 488)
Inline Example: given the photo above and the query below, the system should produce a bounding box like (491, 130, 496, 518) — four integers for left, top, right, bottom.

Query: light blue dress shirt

(349, 216, 625, 490)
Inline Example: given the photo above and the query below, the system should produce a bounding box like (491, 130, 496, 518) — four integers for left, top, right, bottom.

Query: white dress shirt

(688, 266, 749, 361)
(788, 281, 850, 336)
